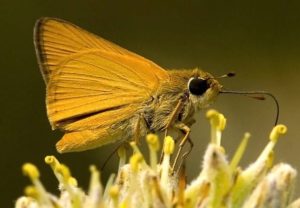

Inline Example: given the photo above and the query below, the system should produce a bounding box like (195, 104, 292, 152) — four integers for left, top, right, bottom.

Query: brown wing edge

(34, 17, 77, 83)
(34, 17, 52, 83)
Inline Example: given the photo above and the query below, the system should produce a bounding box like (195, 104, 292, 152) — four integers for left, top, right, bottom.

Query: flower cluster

(16, 109, 300, 208)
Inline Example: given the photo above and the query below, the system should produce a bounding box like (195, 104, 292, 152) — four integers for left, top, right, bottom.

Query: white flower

(16, 109, 299, 208)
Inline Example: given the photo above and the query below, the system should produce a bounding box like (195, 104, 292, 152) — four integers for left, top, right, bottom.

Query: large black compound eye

(188, 77, 210, 96)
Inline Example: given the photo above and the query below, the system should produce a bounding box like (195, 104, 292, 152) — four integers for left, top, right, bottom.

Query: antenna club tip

(227, 72, 236, 77)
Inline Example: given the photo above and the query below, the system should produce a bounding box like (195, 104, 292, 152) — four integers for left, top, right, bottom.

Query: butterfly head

(187, 70, 222, 109)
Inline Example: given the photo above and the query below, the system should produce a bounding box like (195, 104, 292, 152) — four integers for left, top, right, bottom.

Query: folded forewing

(34, 18, 169, 130)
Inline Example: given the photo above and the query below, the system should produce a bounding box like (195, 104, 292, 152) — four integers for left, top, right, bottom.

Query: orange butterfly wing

(34, 18, 169, 152)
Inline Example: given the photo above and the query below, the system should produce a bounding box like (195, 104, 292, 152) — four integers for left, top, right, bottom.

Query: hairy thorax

(142, 70, 199, 132)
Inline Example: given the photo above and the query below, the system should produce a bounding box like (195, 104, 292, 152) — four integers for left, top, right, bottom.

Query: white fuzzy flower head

(15, 109, 300, 208)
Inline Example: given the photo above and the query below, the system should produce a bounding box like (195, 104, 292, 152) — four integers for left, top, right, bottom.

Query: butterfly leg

(160, 99, 185, 162)
(172, 123, 191, 171)
(164, 99, 184, 137)
(174, 137, 194, 174)
(100, 142, 128, 171)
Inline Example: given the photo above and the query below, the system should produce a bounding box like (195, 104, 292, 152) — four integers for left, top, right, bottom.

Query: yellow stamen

(130, 153, 143, 173)
(230, 132, 251, 171)
(206, 109, 226, 145)
(22, 163, 52, 206)
(269, 124, 287, 142)
(22, 163, 40, 180)
(109, 185, 119, 198)
(119, 200, 128, 208)
(68, 177, 78, 186)
(258, 124, 287, 165)
(55, 164, 71, 184)
(44, 155, 60, 170)
(88, 165, 102, 200)
(146, 134, 160, 151)
(163, 136, 175, 155)
(24, 186, 39, 199)
(206, 109, 227, 131)
(147, 134, 160, 170)
(109, 185, 119, 208)
(130, 141, 145, 162)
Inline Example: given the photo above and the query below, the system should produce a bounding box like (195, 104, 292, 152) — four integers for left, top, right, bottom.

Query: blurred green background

(1, 0, 300, 207)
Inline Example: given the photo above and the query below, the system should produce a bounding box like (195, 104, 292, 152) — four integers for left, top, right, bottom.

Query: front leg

(164, 93, 189, 137)
(159, 95, 188, 162)
(172, 122, 193, 171)
(164, 99, 183, 137)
